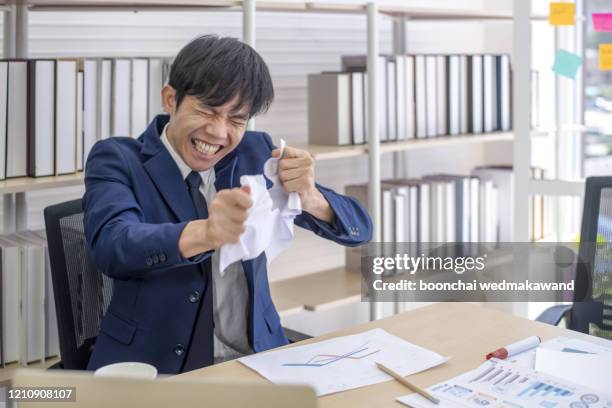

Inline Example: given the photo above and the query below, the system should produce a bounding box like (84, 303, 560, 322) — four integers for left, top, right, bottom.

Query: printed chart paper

(397, 358, 612, 408)
(238, 328, 447, 396)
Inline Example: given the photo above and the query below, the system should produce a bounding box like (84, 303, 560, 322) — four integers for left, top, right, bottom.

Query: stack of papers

(535, 346, 612, 394)
(397, 358, 612, 408)
(508, 335, 612, 369)
(238, 328, 447, 396)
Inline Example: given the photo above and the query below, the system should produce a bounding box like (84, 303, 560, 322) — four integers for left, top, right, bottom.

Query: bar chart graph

(469, 365, 528, 388)
(517, 381, 574, 398)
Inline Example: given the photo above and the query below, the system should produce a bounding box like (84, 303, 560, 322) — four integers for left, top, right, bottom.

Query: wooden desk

(177, 302, 610, 407)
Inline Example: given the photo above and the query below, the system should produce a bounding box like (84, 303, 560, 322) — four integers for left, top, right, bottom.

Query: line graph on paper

(238, 328, 448, 396)
(282, 343, 381, 367)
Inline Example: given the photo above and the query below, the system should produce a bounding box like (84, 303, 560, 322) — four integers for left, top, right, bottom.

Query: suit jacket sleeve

(83, 139, 211, 280)
(261, 132, 373, 246)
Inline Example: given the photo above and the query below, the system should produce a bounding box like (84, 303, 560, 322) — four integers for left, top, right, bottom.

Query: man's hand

(205, 186, 252, 248)
(272, 146, 334, 223)
(179, 186, 252, 258)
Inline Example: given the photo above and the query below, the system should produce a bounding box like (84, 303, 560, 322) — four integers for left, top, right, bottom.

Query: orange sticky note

(549, 2, 575, 26)
(600, 44, 612, 71)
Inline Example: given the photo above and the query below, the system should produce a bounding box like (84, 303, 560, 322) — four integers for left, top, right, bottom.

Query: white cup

(94, 362, 158, 379)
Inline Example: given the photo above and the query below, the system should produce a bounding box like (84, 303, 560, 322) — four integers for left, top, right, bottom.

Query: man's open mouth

(192, 138, 222, 155)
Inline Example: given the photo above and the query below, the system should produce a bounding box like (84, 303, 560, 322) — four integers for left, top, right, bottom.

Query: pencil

(375, 362, 440, 405)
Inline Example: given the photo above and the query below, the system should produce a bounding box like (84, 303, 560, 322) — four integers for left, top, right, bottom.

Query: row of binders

(309, 54, 512, 146)
(1, 230, 59, 366)
(345, 166, 548, 272)
(0, 57, 171, 180)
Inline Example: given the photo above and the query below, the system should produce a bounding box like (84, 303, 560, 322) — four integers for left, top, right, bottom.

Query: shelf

(270, 267, 362, 314)
(27, 0, 241, 8)
(296, 131, 514, 161)
(0, 356, 60, 383)
(24, 0, 547, 21)
(528, 178, 585, 197)
(531, 124, 588, 136)
(0, 172, 84, 195)
(0, 132, 510, 194)
(259, 3, 527, 19)
(378, 7, 545, 20)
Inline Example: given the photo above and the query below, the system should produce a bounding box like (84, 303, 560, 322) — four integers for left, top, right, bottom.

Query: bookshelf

(0, 2, 545, 232)
(0, 0, 583, 323)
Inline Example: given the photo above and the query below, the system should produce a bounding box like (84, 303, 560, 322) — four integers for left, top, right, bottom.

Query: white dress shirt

(160, 124, 253, 363)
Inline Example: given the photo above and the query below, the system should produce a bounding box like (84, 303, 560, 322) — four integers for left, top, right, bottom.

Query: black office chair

(44, 199, 113, 369)
(536, 176, 612, 338)
(44, 198, 311, 370)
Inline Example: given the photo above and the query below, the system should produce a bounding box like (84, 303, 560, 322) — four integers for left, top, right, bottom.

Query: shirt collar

(160, 123, 214, 187)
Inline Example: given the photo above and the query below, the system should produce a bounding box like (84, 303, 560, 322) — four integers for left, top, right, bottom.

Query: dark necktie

(181, 171, 215, 371)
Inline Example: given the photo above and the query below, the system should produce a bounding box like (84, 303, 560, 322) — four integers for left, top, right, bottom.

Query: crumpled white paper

(218, 139, 302, 274)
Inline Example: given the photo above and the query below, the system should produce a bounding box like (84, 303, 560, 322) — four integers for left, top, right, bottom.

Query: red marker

(486, 336, 541, 360)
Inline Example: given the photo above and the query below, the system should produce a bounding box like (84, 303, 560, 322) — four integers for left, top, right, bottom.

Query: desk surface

(178, 302, 610, 407)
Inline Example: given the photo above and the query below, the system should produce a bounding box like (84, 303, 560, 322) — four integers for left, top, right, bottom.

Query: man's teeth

(193, 139, 221, 154)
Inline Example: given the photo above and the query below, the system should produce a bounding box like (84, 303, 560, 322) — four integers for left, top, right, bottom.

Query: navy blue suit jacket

(83, 115, 372, 374)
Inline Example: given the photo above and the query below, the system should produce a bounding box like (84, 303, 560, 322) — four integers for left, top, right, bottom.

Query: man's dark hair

(168, 35, 274, 118)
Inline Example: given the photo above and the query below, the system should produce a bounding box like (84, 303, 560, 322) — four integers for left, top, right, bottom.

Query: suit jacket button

(159, 253, 167, 262)
(188, 290, 200, 303)
(153, 255, 159, 264)
(174, 344, 185, 356)
(146, 257, 153, 266)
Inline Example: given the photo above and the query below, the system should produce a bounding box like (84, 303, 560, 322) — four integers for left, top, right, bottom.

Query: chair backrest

(572, 176, 612, 337)
(44, 198, 114, 369)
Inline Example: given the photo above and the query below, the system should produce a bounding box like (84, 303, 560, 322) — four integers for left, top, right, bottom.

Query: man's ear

(161, 85, 177, 115)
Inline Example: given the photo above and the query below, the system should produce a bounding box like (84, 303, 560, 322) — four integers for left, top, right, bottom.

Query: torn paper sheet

(218, 139, 302, 273)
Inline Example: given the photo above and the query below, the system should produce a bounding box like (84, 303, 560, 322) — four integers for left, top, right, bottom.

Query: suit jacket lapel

(214, 153, 239, 192)
(144, 152, 196, 222)
(141, 115, 196, 222)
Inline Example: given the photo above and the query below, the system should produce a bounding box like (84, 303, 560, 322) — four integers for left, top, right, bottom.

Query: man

(84, 35, 372, 375)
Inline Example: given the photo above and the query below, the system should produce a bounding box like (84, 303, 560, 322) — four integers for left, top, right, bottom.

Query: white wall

(5, 1, 516, 281)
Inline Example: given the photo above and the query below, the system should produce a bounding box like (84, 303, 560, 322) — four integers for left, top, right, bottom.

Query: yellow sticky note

(549, 2, 575, 26)
(600, 44, 612, 71)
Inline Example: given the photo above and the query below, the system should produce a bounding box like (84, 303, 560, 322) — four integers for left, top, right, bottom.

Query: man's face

(163, 86, 249, 172)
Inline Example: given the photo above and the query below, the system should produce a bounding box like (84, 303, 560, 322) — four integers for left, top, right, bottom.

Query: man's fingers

(212, 217, 244, 241)
(225, 222, 246, 239)
(278, 157, 313, 171)
(280, 146, 307, 159)
(279, 167, 309, 182)
(225, 207, 249, 224)
(224, 188, 253, 209)
(283, 178, 308, 193)
(271, 148, 281, 158)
